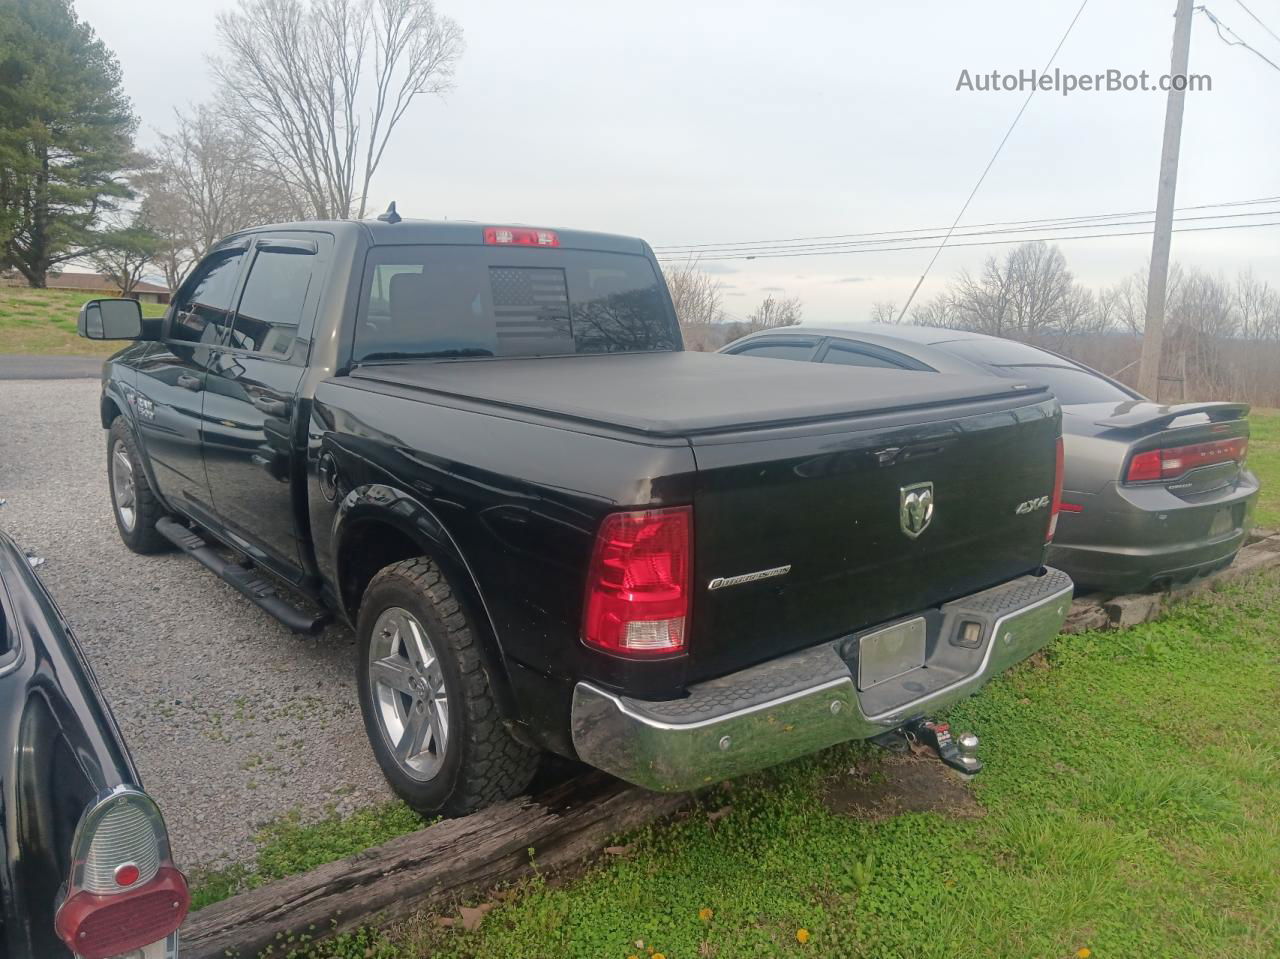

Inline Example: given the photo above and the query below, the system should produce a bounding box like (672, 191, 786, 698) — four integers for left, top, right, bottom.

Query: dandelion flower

(653, 954, 666, 959)
(699, 907, 714, 921)
(1076, 950, 1092, 959)
(796, 928, 811, 944)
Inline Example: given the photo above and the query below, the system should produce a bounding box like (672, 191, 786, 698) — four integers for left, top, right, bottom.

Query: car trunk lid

(1080, 401, 1252, 498)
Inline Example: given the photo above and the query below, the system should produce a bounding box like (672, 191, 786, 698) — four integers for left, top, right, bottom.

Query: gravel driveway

(0, 378, 392, 869)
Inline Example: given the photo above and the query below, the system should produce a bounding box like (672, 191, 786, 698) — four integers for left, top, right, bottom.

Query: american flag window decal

(488, 266, 572, 347)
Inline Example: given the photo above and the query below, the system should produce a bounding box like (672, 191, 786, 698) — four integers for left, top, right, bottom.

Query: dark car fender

(330, 483, 525, 730)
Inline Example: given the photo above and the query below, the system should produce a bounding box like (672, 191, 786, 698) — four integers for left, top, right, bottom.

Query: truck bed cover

(348, 351, 1048, 438)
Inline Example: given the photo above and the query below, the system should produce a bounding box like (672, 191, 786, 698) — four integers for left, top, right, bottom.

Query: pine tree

(0, 0, 137, 286)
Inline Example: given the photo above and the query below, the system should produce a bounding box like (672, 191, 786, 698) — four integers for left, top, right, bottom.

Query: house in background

(0, 271, 172, 305)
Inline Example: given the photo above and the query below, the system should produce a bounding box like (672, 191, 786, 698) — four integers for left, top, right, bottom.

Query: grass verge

(1249, 408, 1278, 527)
(0, 286, 165, 355)
(188, 802, 429, 912)
(285, 569, 1280, 959)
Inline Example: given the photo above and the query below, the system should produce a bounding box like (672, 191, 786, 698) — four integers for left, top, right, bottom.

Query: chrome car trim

(861, 580, 1072, 722)
(708, 564, 792, 591)
(572, 569, 1072, 792)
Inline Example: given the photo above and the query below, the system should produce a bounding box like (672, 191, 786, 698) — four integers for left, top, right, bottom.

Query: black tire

(106, 417, 169, 554)
(356, 557, 540, 816)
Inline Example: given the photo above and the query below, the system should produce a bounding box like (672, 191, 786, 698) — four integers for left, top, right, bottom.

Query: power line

(654, 218, 1280, 263)
(1231, 0, 1280, 45)
(893, 0, 1092, 322)
(652, 194, 1280, 253)
(1197, 5, 1280, 70)
(655, 205, 1280, 259)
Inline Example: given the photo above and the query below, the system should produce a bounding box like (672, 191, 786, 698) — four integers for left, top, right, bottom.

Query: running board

(156, 517, 330, 635)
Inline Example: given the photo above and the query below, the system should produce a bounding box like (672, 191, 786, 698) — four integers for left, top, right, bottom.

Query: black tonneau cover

(349, 351, 1048, 437)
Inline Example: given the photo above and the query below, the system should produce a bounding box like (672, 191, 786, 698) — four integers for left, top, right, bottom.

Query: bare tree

(662, 259, 726, 328)
(140, 105, 303, 287)
(1235, 269, 1280, 342)
(869, 300, 898, 324)
(746, 293, 802, 330)
(213, 0, 463, 220)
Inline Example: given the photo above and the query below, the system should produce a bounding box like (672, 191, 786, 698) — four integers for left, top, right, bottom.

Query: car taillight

(1125, 436, 1247, 483)
(582, 506, 692, 657)
(55, 788, 189, 959)
(1047, 436, 1065, 543)
(483, 226, 559, 247)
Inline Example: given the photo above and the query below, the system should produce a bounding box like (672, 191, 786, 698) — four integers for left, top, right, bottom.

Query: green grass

(0, 285, 165, 355)
(1249, 409, 1279, 527)
(188, 801, 430, 912)
(285, 570, 1280, 959)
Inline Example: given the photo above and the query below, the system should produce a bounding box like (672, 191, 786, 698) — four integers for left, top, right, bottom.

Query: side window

(169, 249, 246, 344)
(228, 247, 316, 356)
(735, 341, 817, 361)
(823, 343, 909, 369)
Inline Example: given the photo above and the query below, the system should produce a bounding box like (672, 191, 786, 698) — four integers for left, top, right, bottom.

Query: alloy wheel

(368, 606, 450, 781)
(111, 440, 137, 532)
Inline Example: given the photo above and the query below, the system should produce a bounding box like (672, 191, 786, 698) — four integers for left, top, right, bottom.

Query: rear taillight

(582, 506, 692, 657)
(483, 226, 559, 247)
(1047, 436, 1065, 543)
(55, 788, 189, 959)
(1125, 436, 1247, 483)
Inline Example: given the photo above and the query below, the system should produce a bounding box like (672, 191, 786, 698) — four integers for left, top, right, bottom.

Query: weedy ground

(199, 567, 1280, 959)
(0, 286, 166, 355)
(1249, 409, 1278, 526)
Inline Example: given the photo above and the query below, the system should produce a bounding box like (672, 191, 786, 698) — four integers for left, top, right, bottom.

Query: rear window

(935, 338, 1132, 405)
(354, 245, 678, 362)
(992, 364, 1132, 405)
(937, 337, 1064, 366)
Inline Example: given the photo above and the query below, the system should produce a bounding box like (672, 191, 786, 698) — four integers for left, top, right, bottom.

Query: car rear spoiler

(1095, 401, 1250, 432)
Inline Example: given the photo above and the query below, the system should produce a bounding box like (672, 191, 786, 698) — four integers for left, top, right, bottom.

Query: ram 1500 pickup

(80, 217, 1072, 815)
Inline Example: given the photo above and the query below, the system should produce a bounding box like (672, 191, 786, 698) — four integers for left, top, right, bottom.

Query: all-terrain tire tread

(107, 417, 169, 554)
(366, 557, 540, 815)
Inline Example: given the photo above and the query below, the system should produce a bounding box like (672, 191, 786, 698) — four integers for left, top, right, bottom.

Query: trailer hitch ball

(904, 718, 984, 775)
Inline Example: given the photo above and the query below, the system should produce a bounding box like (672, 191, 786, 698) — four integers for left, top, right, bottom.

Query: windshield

(354, 245, 679, 363)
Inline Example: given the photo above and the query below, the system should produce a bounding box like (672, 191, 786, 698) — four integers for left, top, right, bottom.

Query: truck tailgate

(687, 397, 1060, 682)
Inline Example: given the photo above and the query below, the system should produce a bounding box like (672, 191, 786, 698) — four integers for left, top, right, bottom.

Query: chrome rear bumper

(571, 568, 1073, 791)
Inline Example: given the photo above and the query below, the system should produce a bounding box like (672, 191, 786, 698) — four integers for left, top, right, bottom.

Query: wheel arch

(100, 392, 123, 429)
(333, 486, 522, 725)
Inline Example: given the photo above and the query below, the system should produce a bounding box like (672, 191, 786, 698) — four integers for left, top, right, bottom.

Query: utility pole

(1137, 0, 1194, 401)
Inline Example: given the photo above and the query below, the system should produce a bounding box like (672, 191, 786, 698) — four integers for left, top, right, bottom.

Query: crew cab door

(133, 241, 249, 516)
(201, 234, 327, 576)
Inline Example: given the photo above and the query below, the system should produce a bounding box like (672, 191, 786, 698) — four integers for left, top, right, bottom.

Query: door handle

(253, 396, 288, 417)
(177, 373, 202, 391)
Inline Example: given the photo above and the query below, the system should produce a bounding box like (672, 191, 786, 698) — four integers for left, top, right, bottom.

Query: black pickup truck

(80, 218, 1072, 815)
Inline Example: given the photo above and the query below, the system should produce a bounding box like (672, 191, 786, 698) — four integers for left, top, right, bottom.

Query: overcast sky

(80, 0, 1280, 323)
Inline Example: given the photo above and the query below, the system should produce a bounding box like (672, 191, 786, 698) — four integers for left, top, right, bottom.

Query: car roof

(225, 218, 650, 256)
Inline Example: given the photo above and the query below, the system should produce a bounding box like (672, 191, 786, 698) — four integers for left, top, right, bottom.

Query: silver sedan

(721, 325, 1259, 593)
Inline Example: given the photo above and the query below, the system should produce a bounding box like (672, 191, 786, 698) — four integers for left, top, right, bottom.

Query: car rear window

(354, 245, 678, 362)
(936, 337, 1064, 366)
(992, 364, 1133, 405)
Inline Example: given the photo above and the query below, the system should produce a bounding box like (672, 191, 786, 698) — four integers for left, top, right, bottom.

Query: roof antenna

(376, 201, 401, 224)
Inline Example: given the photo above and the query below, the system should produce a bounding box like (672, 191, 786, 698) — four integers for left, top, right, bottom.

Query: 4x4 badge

(900, 482, 934, 539)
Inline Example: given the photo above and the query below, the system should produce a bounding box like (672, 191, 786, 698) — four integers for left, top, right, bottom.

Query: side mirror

(78, 298, 144, 340)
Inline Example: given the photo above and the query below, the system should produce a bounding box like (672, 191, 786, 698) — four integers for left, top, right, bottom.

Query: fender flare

(332, 484, 521, 721)
(100, 380, 170, 515)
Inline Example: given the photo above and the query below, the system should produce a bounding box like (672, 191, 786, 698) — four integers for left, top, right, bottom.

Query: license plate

(1209, 508, 1233, 537)
(858, 617, 926, 690)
